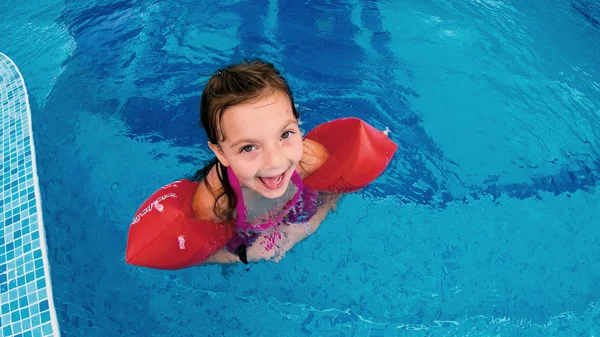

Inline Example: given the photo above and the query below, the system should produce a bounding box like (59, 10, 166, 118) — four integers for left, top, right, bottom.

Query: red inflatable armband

(125, 179, 234, 270)
(303, 117, 397, 193)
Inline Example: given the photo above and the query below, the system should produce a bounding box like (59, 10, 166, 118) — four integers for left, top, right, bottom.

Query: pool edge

(0, 51, 61, 337)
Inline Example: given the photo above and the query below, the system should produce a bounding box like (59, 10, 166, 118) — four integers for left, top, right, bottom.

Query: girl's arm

(192, 166, 243, 264)
(204, 248, 242, 264)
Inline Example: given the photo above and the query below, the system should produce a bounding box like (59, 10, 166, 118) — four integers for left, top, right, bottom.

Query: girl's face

(209, 90, 304, 199)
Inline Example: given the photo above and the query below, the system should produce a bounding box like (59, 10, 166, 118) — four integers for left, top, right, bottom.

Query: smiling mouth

(259, 172, 285, 190)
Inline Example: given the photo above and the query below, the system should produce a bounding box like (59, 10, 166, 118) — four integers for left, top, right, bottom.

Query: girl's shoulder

(192, 165, 228, 221)
(297, 138, 329, 179)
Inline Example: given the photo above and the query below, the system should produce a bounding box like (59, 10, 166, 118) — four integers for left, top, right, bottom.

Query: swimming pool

(1, 0, 599, 335)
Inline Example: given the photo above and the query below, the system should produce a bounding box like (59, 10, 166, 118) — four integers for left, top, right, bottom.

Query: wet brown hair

(194, 59, 300, 220)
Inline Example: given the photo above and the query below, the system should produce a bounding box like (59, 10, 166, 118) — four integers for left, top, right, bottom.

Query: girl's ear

(208, 142, 230, 167)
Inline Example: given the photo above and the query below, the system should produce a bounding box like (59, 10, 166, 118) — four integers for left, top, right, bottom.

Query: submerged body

(202, 165, 339, 264)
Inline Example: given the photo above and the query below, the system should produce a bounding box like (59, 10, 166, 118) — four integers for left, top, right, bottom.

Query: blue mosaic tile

(0, 53, 60, 336)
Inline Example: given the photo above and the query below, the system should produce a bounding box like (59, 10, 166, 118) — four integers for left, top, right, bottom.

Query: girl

(191, 59, 339, 264)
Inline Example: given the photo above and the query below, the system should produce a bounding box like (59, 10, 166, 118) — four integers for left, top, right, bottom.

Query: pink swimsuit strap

(226, 166, 305, 231)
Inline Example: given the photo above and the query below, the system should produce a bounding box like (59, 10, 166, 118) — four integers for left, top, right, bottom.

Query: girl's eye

(282, 130, 295, 139)
(240, 145, 255, 153)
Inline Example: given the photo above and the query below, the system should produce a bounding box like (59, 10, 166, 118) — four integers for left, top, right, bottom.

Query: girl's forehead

(219, 92, 295, 140)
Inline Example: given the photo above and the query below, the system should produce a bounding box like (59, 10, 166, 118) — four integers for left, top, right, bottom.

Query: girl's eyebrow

(230, 137, 259, 149)
(230, 120, 298, 149)
(280, 120, 298, 132)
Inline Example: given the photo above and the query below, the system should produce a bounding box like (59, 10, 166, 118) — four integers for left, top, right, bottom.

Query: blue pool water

(1, 0, 600, 336)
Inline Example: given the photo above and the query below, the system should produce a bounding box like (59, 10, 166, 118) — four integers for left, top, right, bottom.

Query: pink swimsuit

(225, 166, 320, 260)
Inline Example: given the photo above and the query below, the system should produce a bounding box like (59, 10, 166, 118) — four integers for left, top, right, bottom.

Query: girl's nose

(263, 146, 284, 170)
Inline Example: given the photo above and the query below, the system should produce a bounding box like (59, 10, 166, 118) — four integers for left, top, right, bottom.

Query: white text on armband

(130, 193, 177, 225)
